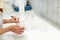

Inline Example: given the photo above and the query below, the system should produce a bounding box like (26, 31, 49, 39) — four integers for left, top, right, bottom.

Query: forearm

(3, 19, 11, 24)
(0, 27, 10, 35)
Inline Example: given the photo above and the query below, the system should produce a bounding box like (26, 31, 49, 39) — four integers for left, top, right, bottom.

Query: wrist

(8, 27, 12, 31)
(2, 27, 11, 32)
(7, 27, 11, 31)
(0, 28, 10, 35)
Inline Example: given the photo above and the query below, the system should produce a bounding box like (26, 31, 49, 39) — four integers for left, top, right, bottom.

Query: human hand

(10, 16, 19, 23)
(9, 25, 24, 34)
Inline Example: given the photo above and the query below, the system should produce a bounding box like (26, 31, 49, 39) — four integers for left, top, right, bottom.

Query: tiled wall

(29, 0, 60, 26)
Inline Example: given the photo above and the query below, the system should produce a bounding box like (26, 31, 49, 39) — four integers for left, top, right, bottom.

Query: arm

(0, 25, 24, 35)
(3, 19, 12, 24)
(0, 27, 10, 35)
(3, 16, 19, 24)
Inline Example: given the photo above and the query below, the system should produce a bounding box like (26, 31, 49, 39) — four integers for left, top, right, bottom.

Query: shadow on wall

(37, 14, 60, 30)
(28, 0, 60, 30)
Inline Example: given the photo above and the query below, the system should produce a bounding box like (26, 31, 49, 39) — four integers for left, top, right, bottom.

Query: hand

(10, 16, 19, 23)
(9, 25, 24, 34)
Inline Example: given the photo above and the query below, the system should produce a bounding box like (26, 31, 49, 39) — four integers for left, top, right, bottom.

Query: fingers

(19, 27, 24, 30)
(14, 31, 24, 34)
(11, 16, 19, 20)
(17, 30, 24, 34)
(9, 25, 25, 34)
(15, 26, 24, 34)
(11, 16, 19, 23)
(17, 28, 24, 30)
(11, 16, 16, 20)
(16, 27, 24, 34)
(16, 17, 19, 22)
(15, 28, 24, 34)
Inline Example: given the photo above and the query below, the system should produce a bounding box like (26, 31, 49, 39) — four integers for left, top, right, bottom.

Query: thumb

(11, 16, 16, 20)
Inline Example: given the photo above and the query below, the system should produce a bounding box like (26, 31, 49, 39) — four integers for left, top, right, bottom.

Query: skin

(0, 16, 24, 35)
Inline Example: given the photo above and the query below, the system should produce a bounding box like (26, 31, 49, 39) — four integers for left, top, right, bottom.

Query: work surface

(0, 11, 60, 40)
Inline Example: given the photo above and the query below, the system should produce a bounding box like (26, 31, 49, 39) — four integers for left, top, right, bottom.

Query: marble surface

(0, 10, 60, 40)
